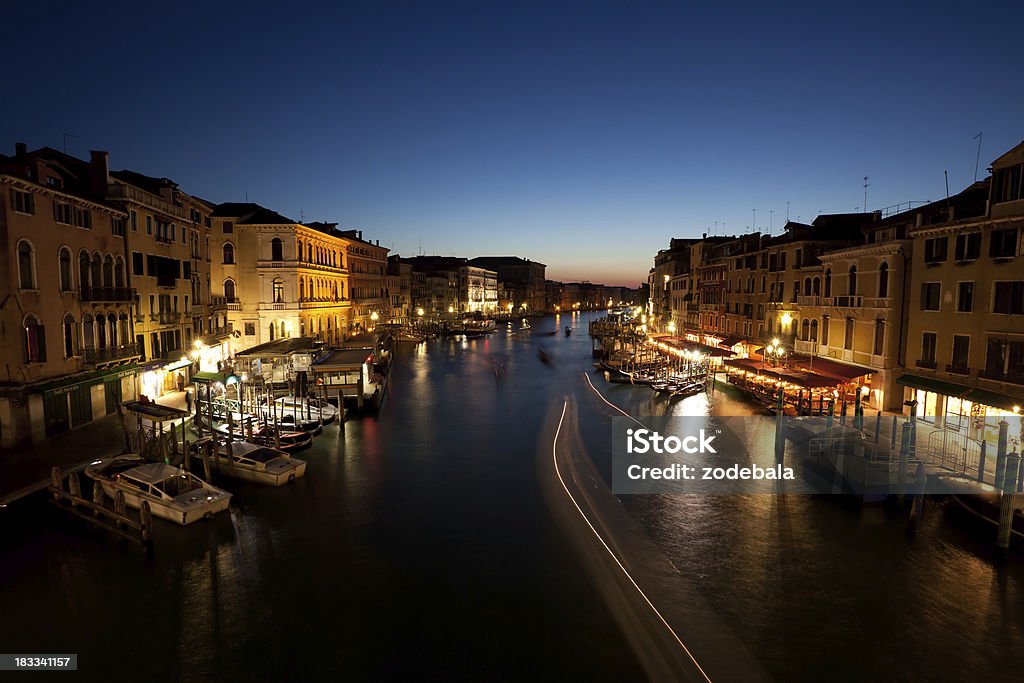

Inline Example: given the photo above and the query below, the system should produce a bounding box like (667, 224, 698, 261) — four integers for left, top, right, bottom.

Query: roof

(469, 256, 547, 269)
(340, 332, 387, 349)
(212, 202, 295, 224)
(122, 400, 190, 421)
(235, 337, 320, 358)
(123, 463, 185, 485)
(313, 348, 374, 369)
(111, 169, 177, 195)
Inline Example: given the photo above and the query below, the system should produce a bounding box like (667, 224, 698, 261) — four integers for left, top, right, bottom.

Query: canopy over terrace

(724, 358, 840, 389)
(652, 335, 733, 358)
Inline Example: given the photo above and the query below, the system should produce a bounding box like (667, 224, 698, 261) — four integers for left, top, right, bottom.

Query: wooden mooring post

(997, 450, 1021, 554)
(48, 466, 152, 550)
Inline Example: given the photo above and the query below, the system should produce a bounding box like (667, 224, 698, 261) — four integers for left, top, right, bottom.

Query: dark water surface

(3, 311, 1023, 681)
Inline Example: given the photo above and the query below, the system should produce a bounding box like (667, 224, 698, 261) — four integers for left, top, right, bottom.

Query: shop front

(139, 357, 193, 399)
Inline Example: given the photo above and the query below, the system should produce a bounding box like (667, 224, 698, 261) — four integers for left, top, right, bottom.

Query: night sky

(4, 0, 1023, 285)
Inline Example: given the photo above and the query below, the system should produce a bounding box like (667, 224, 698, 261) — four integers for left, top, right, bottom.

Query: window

(58, 247, 72, 291)
(244, 323, 256, 336)
(53, 201, 71, 224)
(992, 164, 1023, 204)
(72, 207, 92, 229)
(10, 189, 34, 214)
(63, 314, 77, 358)
(79, 252, 91, 288)
(271, 238, 283, 261)
(17, 240, 35, 289)
(102, 255, 114, 287)
(223, 221, 234, 234)
(874, 320, 885, 356)
(821, 315, 829, 346)
(844, 318, 854, 350)
(24, 315, 46, 362)
(956, 282, 973, 312)
(923, 237, 948, 264)
(273, 278, 284, 303)
(132, 252, 144, 276)
(955, 233, 981, 261)
(223, 242, 235, 264)
(824, 269, 832, 298)
(112, 217, 125, 236)
(951, 335, 970, 371)
(810, 319, 818, 342)
(990, 228, 1018, 258)
(146, 216, 152, 235)
(801, 319, 810, 341)
(224, 279, 236, 302)
(130, 210, 138, 232)
(114, 258, 125, 287)
(921, 332, 937, 364)
(920, 282, 941, 311)
(878, 262, 889, 297)
(993, 281, 1024, 314)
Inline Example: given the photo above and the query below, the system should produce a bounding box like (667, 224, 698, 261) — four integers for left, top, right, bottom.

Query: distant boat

(565, 326, 572, 336)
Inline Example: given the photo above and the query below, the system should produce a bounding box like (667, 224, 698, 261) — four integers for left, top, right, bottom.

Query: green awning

(895, 373, 972, 397)
(965, 388, 1024, 412)
(163, 358, 193, 371)
(192, 371, 231, 383)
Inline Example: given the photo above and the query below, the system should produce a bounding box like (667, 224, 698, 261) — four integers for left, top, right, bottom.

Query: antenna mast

(863, 176, 869, 212)
(973, 131, 983, 182)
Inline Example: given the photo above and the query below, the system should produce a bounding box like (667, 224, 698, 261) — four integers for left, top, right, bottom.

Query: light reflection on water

(1, 312, 1022, 681)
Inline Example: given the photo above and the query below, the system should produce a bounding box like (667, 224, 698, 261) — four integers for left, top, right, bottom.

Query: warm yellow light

(772, 337, 780, 347)
(507, 303, 513, 311)
(663, 274, 670, 283)
(1015, 406, 1022, 414)
(194, 339, 204, 350)
(667, 321, 676, 333)
(370, 311, 379, 321)
(780, 313, 792, 326)
(448, 305, 454, 314)
(417, 308, 424, 317)
(555, 305, 560, 311)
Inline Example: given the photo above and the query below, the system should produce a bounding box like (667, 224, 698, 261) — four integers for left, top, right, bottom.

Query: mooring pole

(995, 420, 1009, 491)
(997, 450, 1020, 553)
(897, 420, 912, 503)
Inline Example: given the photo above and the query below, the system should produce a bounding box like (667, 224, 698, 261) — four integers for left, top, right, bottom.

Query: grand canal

(3, 311, 1024, 681)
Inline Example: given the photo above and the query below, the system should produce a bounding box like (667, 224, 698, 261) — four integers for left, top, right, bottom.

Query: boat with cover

(194, 439, 306, 486)
(85, 454, 231, 525)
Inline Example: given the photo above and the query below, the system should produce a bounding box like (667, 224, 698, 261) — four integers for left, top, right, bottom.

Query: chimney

(88, 150, 109, 197)
(15, 142, 27, 158)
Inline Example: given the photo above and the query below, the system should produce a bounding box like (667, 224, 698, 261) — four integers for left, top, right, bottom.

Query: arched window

(107, 314, 118, 347)
(17, 240, 35, 289)
(62, 314, 77, 358)
(118, 313, 129, 346)
(804, 278, 812, 296)
(802, 319, 810, 341)
(848, 266, 858, 296)
(269, 323, 276, 341)
(824, 269, 832, 298)
(308, 244, 313, 262)
(79, 251, 91, 288)
(271, 237, 283, 261)
(223, 242, 235, 264)
(59, 247, 72, 291)
(810, 319, 819, 342)
(791, 318, 798, 337)
(874, 319, 885, 355)
(761, 275, 766, 293)
(91, 253, 101, 290)
(297, 240, 303, 261)
(273, 278, 284, 303)
(102, 255, 114, 288)
(299, 278, 305, 301)
(82, 314, 95, 350)
(224, 279, 236, 302)
(96, 313, 107, 349)
(812, 277, 821, 296)
(821, 315, 830, 345)
(24, 314, 46, 362)
(878, 262, 889, 298)
(114, 257, 125, 287)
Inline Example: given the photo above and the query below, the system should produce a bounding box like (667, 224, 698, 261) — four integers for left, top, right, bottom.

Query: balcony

(797, 296, 822, 306)
(828, 295, 863, 308)
(106, 183, 188, 219)
(80, 286, 135, 302)
(83, 343, 140, 365)
(149, 311, 184, 325)
(210, 296, 229, 310)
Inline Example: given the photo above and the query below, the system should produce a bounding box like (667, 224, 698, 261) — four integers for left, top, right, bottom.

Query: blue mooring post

(994, 421, 1009, 491)
(897, 420, 912, 503)
(977, 439, 988, 483)
(997, 450, 1020, 552)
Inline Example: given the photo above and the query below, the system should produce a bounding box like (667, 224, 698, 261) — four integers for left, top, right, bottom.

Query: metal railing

(80, 286, 135, 302)
(83, 343, 140, 364)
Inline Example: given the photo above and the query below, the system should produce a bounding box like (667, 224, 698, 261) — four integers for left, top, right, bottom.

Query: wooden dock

(47, 466, 153, 551)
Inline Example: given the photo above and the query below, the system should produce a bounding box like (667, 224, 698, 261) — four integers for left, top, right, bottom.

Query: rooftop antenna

(863, 176, 869, 212)
(300, 208, 305, 223)
(973, 131, 983, 182)
(714, 221, 718, 236)
(944, 170, 951, 209)
(752, 208, 756, 234)
(769, 209, 774, 235)
(786, 201, 790, 222)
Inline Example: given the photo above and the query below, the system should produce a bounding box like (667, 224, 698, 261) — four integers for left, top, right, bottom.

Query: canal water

(2, 311, 1023, 681)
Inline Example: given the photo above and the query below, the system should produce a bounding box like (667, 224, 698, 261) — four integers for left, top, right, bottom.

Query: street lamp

(667, 321, 676, 335)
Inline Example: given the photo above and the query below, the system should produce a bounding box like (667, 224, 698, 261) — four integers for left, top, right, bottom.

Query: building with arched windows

(0, 144, 138, 446)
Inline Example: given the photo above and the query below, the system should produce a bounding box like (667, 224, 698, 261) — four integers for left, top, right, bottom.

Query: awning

(788, 354, 873, 379)
(717, 335, 746, 348)
(965, 388, 1023, 412)
(192, 371, 232, 384)
(895, 374, 972, 397)
(163, 358, 193, 371)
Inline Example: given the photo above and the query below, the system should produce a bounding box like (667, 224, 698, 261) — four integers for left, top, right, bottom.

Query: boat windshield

(245, 448, 282, 463)
(158, 473, 206, 497)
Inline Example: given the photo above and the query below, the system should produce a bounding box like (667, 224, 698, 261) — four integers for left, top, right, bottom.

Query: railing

(797, 295, 822, 306)
(226, 302, 242, 311)
(210, 296, 230, 309)
(149, 311, 183, 325)
(79, 286, 135, 302)
(106, 183, 188, 219)
(794, 339, 817, 354)
(83, 343, 140, 364)
(826, 295, 863, 308)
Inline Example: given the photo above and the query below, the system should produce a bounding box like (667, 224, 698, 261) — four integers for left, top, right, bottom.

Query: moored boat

(85, 455, 231, 525)
(196, 439, 306, 486)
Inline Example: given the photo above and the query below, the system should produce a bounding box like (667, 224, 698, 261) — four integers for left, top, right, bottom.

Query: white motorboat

(85, 455, 231, 525)
(274, 396, 339, 425)
(201, 440, 306, 486)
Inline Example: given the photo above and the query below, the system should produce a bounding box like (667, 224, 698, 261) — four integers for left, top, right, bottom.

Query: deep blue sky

(5, 1, 1023, 286)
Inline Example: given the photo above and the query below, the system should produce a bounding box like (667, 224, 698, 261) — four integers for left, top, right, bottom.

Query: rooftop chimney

(88, 150, 109, 197)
